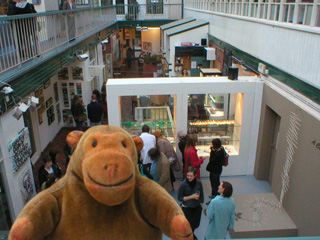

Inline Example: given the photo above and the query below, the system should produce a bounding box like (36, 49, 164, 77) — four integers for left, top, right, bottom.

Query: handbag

(206, 160, 214, 172)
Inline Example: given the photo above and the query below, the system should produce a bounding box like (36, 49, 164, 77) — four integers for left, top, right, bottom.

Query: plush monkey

(9, 125, 193, 240)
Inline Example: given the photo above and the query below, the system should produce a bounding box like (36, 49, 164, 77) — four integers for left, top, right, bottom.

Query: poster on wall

(72, 67, 83, 80)
(56, 103, 61, 123)
(19, 168, 36, 204)
(37, 108, 43, 125)
(8, 128, 32, 172)
(54, 82, 59, 102)
(47, 105, 55, 126)
(58, 68, 69, 80)
(46, 97, 53, 109)
(62, 83, 69, 108)
(76, 83, 82, 95)
(63, 109, 74, 126)
(69, 83, 75, 98)
(34, 86, 44, 107)
(142, 42, 152, 52)
(44, 79, 51, 89)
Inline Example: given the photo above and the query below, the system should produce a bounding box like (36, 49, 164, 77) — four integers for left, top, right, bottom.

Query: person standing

(87, 94, 103, 126)
(71, 95, 86, 131)
(38, 156, 61, 188)
(178, 131, 187, 175)
(7, 0, 39, 59)
(148, 148, 173, 192)
(204, 181, 236, 240)
(178, 166, 204, 240)
(126, 46, 134, 69)
(140, 125, 156, 173)
(184, 134, 204, 179)
(63, 0, 76, 40)
(207, 138, 225, 200)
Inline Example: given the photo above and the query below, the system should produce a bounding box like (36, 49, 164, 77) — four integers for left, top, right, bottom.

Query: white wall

(184, 9, 320, 89)
(141, 28, 161, 55)
(0, 110, 35, 219)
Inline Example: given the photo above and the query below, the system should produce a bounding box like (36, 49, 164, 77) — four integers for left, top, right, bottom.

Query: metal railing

(185, 0, 320, 28)
(116, 3, 182, 20)
(0, 6, 117, 75)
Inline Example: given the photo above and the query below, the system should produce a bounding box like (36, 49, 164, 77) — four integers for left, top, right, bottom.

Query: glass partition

(187, 93, 243, 156)
(120, 95, 176, 143)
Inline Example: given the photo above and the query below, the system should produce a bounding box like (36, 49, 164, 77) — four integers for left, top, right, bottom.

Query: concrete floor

(163, 175, 271, 240)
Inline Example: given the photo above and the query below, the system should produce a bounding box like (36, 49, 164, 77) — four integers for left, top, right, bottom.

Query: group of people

(71, 89, 107, 130)
(138, 125, 235, 239)
(139, 125, 180, 192)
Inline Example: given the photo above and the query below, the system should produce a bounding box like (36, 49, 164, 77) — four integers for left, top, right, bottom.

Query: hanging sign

(88, 66, 105, 79)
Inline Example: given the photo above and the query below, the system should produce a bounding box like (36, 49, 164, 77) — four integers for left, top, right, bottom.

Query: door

(0, 162, 12, 231)
(265, 106, 281, 185)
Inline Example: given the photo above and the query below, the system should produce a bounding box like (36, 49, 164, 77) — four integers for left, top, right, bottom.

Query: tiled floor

(32, 59, 272, 240)
(163, 176, 271, 240)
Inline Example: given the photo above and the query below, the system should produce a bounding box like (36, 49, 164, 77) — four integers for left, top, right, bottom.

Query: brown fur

(9, 125, 192, 240)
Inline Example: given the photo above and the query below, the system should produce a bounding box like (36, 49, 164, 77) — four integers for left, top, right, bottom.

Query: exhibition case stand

(107, 76, 263, 176)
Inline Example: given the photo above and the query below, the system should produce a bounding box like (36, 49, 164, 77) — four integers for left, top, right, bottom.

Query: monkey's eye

(92, 141, 97, 147)
(122, 141, 126, 148)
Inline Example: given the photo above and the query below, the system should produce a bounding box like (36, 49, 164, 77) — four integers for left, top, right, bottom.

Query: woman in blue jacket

(204, 181, 236, 239)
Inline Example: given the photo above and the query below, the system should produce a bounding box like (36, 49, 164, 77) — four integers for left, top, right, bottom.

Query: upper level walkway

(0, 4, 182, 82)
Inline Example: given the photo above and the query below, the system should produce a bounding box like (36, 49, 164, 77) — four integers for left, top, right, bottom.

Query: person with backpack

(206, 138, 226, 204)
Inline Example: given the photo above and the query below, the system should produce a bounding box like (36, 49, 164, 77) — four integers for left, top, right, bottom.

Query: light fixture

(12, 103, 29, 120)
(101, 38, 109, 44)
(142, 26, 148, 31)
(0, 82, 14, 94)
(76, 53, 89, 62)
(28, 96, 39, 111)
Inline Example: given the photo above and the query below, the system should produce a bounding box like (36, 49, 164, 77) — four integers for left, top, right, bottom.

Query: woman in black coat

(207, 138, 225, 199)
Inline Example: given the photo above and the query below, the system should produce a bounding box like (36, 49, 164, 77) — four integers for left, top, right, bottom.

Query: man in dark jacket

(87, 94, 103, 126)
(178, 131, 187, 176)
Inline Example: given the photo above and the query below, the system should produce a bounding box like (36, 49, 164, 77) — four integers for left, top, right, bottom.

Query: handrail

(0, 3, 182, 76)
(185, 0, 320, 28)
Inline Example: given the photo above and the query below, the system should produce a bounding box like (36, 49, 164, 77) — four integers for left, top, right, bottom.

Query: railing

(0, 6, 116, 75)
(116, 3, 182, 21)
(185, 0, 320, 28)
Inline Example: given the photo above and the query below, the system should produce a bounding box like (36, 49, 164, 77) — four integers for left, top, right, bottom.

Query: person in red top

(184, 134, 204, 179)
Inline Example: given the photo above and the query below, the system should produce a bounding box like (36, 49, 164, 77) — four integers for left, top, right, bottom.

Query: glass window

(147, 0, 163, 14)
(187, 93, 242, 156)
(116, 0, 125, 15)
(120, 95, 176, 143)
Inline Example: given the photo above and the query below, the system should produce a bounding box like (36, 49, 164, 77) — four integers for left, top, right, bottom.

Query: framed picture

(72, 67, 83, 80)
(54, 82, 59, 102)
(47, 105, 55, 126)
(8, 128, 32, 172)
(37, 108, 43, 125)
(44, 79, 51, 89)
(63, 109, 74, 126)
(19, 168, 36, 203)
(56, 103, 61, 123)
(58, 68, 69, 80)
(142, 42, 152, 52)
(46, 97, 53, 109)
(34, 86, 44, 107)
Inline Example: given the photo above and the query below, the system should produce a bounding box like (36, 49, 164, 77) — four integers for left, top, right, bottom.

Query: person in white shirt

(140, 125, 156, 173)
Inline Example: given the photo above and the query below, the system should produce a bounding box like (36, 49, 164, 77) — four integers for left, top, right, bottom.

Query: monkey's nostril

(104, 165, 108, 170)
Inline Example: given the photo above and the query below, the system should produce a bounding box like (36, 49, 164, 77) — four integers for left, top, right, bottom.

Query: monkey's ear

(66, 131, 84, 149)
(132, 135, 144, 152)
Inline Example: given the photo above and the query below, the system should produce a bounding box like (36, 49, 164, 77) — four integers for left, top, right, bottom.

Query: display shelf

(196, 145, 238, 158)
(188, 119, 241, 147)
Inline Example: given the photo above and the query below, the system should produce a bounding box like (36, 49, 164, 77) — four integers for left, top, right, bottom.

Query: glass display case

(119, 95, 176, 143)
(187, 93, 242, 156)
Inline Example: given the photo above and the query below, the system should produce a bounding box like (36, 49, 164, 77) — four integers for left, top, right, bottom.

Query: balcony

(185, 0, 320, 28)
(0, 3, 182, 80)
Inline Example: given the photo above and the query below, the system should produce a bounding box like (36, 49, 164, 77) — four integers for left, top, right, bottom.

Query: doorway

(259, 106, 281, 185)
